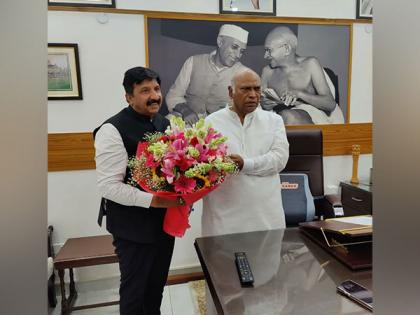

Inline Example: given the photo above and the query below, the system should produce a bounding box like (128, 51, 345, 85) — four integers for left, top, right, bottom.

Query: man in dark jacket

(94, 67, 183, 315)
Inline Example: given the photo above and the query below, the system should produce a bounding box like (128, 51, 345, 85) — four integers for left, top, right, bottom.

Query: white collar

(227, 105, 260, 124)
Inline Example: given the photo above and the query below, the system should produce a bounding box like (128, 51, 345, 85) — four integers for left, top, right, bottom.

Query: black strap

(97, 198, 107, 226)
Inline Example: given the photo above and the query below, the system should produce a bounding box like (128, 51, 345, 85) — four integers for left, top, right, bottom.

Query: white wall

(48, 12, 146, 132)
(48, 0, 372, 281)
(117, 0, 356, 19)
(350, 23, 373, 123)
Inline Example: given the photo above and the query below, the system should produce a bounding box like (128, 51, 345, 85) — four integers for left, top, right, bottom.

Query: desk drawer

(341, 185, 372, 215)
(342, 204, 371, 217)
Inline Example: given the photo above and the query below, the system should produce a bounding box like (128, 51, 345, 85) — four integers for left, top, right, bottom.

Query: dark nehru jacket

(93, 106, 170, 243)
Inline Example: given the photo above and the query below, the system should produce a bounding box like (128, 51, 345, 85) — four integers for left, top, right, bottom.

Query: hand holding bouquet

(129, 117, 237, 237)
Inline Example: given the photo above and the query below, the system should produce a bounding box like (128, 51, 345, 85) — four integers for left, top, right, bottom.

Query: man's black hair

(123, 67, 161, 94)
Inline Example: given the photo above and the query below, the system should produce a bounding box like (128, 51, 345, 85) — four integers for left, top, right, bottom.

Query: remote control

(234, 252, 254, 286)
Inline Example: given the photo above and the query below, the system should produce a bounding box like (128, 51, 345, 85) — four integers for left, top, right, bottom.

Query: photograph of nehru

(147, 19, 350, 125)
(166, 24, 249, 125)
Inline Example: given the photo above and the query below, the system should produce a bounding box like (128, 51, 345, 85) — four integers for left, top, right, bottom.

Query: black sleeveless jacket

(93, 106, 171, 243)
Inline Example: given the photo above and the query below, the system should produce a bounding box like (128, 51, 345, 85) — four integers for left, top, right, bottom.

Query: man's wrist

(174, 103, 195, 117)
(242, 158, 254, 172)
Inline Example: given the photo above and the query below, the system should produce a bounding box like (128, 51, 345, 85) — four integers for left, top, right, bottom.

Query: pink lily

(165, 140, 186, 161)
(173, 138, 188, 150)
(195, 144, 210, 162)
(216, 143, 228, 156)
(165, 139, 196, 170)
(161, 159, 176, 183)
(204, 127, 220, 144)
(174, 176, 196, 194)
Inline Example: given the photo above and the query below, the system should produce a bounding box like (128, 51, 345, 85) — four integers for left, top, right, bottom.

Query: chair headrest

(283, 129, 324, 197)
(286, 129, 322, 156)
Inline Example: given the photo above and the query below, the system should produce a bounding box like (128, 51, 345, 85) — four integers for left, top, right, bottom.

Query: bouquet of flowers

(128, 117, 237, 237)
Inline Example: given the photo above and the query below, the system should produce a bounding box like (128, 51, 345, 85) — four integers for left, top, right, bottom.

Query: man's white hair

(266, 26, 298, 51)
(230, 68, 260, 90)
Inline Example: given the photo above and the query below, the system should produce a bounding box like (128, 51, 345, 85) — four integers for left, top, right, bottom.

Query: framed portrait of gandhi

(146, 14, 352, 126)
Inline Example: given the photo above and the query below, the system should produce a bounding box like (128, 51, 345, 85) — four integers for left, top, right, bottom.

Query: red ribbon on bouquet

(150, 187, 217, 237)
(134, 142, 219, 237)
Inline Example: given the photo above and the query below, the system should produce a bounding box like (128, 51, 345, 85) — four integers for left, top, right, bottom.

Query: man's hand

(183, 112, 199, 125)
(229, 154, 244, 171)
(150, 196, 185, 208)
(260, 96, 280, 111)
(173, 103, 199, 125)
(280, 91, 299, 106)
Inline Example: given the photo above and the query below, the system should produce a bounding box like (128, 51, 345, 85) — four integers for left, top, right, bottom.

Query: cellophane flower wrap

(128, 117, 237, 237)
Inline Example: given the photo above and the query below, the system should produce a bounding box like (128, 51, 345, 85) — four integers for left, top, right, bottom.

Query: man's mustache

(146, 98, 161, 106)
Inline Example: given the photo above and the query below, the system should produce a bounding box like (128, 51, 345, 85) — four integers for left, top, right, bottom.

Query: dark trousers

(112, 233, 175, 315)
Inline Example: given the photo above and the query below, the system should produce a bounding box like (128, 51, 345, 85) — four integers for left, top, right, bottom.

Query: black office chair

(281, 129, 338, 227)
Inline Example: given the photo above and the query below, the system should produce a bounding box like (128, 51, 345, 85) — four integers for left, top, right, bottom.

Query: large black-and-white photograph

(356, 0, 373, 19)
(148, 18, 351, 126)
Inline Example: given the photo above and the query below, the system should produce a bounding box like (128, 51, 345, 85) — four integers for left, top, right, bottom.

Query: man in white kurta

(202, 69, 289, 237)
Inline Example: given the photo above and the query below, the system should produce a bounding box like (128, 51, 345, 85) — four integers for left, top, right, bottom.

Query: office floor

(48, 277, 199, 315)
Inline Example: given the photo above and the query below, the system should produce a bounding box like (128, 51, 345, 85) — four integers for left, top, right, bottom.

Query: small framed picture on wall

(356, 0, 373, 19)
(48, 43, 83, 100)
(219, 0, 276, 16)
(48, 0, 116, 8)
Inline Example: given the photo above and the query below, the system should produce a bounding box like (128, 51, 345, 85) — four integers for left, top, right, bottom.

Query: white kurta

(202, 107, 289, 237)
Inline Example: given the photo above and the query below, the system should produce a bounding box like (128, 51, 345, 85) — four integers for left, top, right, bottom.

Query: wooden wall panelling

(287, 123, 372, 156)
(48, 132, 95, 171)
(48, 123, 372, 172)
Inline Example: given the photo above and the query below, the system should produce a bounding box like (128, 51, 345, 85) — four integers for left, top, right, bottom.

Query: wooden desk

(195, 228, 372, 315)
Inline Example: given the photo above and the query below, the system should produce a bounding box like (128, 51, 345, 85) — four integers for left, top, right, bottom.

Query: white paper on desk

(330, 215, 372, 226)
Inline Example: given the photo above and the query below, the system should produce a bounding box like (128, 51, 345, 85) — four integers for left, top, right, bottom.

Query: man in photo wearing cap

(166, 24, 250, 125)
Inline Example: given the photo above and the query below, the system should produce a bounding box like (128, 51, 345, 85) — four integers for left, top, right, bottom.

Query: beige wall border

(48, 123, 372, 172)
